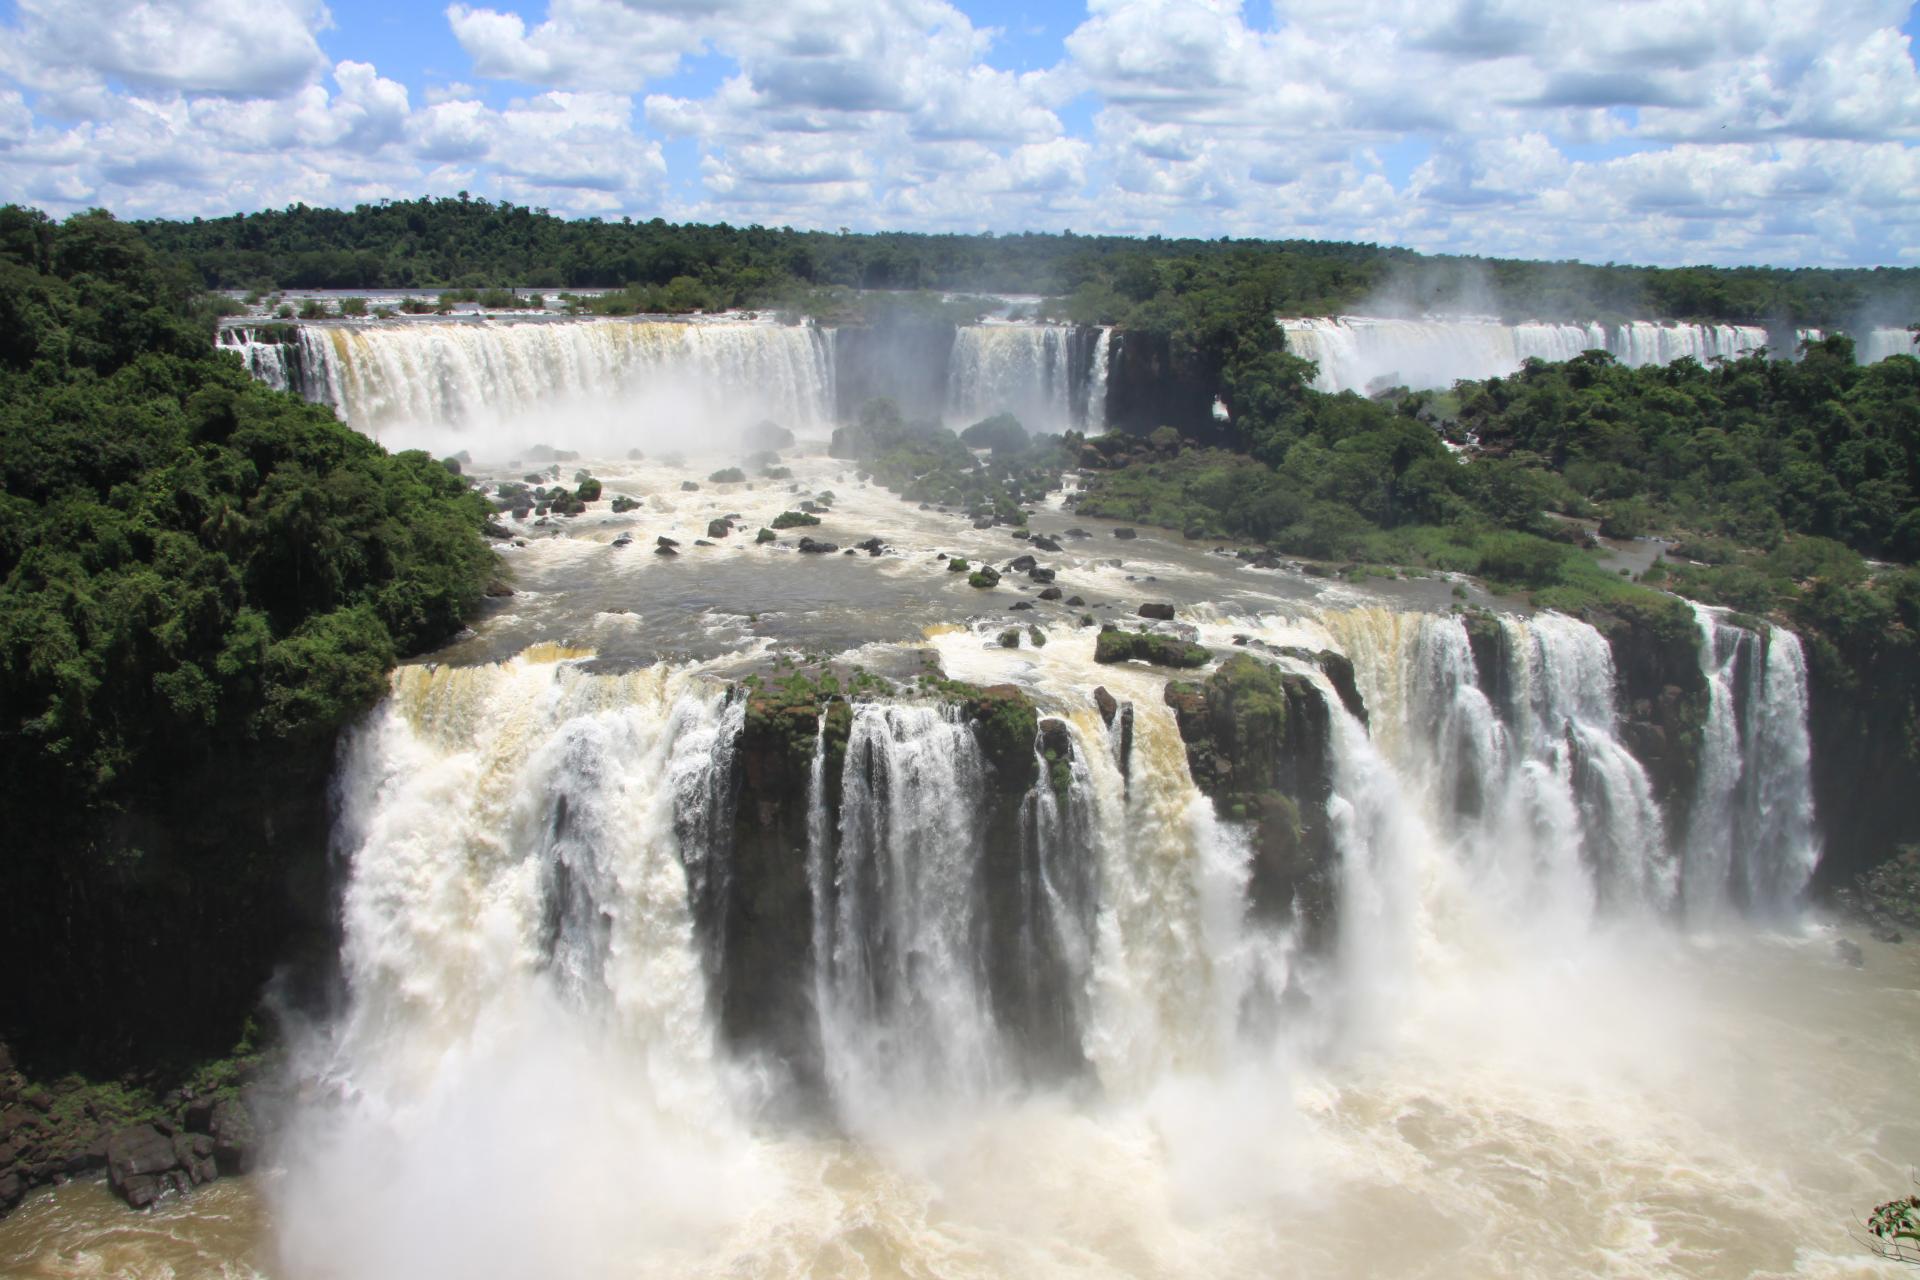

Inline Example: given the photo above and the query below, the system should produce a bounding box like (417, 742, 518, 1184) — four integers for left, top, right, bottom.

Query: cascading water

(111, 582, 1852, 1279)
(1856, 325, 1917, 364)
(1279, 316, 1775, 393)
(221, 318, 839, 455)
(1684, 605, 1821, 917)
(946, 323, 1110, 433)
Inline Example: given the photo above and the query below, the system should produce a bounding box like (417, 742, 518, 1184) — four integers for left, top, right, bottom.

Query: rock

(842, 548, 858, 555)
(1113, 527, 1137, 540)
(1065, 528, 1091, 539)
(708, 519, 732, 538)
(172, 1131, 217, 1186)
(1010, 530, 1031, 541)
(1009, 601, 1034, 611)
(1138, 602, 1176, 621)
(973, 518, 994, 529)
(610, 534, 633, 548)
(1030, 536, 1063, 553)
(969, 566, 1002, 589)
(0, 1172, 21, 1214)
(208, 1099, 256, 1175)
(484, 579, 515, 597)
(1008, 555, 1038, 573)
(655, 544, 678, 557)
(947, 558, 971, 573)
(1094, 686, 1118, 726)
(696, 539, 716, 547)
(1066, 595, 1087, 607)
(744, 419, 795, 451)
(610, 495, 641, 513)
(1836, 938, 1866, 967)
(1094, 628, 1210, 668)
(797, 537, 838, 554)
(483, 518, 511, 539)
(855, 537, 887, 556)
(1028, 567, 1056, 584)
(756, 528, 776, 544)
(681, 481, 700, 492)
(1039, 587, 1063, 601)
(1028, 626, 1047, 647)
(107, 1125, 180, 1207)
(657, 536, 680, 549)
(998, 628, 1022, 648)
(1871, 920, 1905, 944)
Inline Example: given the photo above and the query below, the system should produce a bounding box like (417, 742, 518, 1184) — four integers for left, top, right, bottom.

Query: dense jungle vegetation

(0, 204, 496, 839)
(136, 194, 1920, 329)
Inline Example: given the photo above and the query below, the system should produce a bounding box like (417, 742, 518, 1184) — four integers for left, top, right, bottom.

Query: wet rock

(610, 495, 641, 513)
(657, 536, 681, 549)
(1008, 555, 1038, 574)
(1009, 601, 1035, 611)
(172, 1132, 217, 1186)
(1030, 536, 1063, 552)
(756, 528, 776, 544)
(655, 544, 678, 557)
(696, 539, 716, 547)
(681, 480, 700, 491)
(1137, 602, 1176, 621)
(797, 537, 839, 554)
(1112, 527, 1137, 540)
(855, 537, 887, 556)
(107, 1125, 180, 1208)
(483, 518, 511, 539)
(0, 1172, 21, 1215)
(1029, 567, 1056, 584)
(1010, 530, 1031, 541)
(1039, 587, 1063, 601)
(708, 518, 732, 538)
(610, 534, 633, 548)
(208, 1099, 256, 1175)
(969, 566, 1002, 588)
(1066, 595, 1087, 607)
(1065, 528, 1091, 539)
(998, 628, 1022, 648)
(1836, 938, 1866, 967)
(1094, 628, 1209, 669)
(1094, 686, 1118, 726)
(973, 518, 994, 529)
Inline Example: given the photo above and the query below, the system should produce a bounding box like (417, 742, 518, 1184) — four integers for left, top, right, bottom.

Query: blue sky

(1, 0, 1916, 267)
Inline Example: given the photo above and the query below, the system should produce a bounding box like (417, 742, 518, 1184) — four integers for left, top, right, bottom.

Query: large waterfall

(236, 580, 1856, 1277)
(1279, 316, 1776, 393)
(218, 319, 839, 455)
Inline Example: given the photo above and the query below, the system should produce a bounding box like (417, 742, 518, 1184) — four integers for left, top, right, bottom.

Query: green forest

(136, 194, 1920, 329)
(0, 205, 496, 829)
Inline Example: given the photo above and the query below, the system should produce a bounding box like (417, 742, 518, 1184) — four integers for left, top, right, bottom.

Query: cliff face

(1163, 654, 1344, 941)
(0, 738, 340, 1072)
(1102, 330, 1222, 440)
(1804, 628, 1920, 894)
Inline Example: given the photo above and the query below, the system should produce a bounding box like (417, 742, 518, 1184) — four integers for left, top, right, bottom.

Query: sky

(1, 0, 1917, 267)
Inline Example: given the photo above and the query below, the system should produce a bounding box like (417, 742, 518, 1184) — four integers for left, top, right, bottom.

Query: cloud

(0, 0, 1913, 267)
(2, 0, 333, 99)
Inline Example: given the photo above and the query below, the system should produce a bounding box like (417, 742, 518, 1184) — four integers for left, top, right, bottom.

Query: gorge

(3, 258, 1918, 1278)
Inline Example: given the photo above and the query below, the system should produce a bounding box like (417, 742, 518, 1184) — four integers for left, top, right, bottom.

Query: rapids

(4, 373, 1912, 1277)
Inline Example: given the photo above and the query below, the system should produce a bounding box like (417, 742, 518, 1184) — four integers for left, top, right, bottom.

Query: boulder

(655, 544, 678, 557)
(1038, 587, 1063, 601)
(708, 519, 732, 538)
(1112, 527, 1137, 540)
(1009, 601, 1034, 611)
(855, 537, 887, 556)
(681, 480, 700, 492)
(1030, 536, 1063, 552)
(1066, 595, 1087, 607)
(107, 1125, 180, 1208)
(1008, 555, 1038, 573)
(172, 1131, 217, 1186)
(1094, 628, 1209, 669)
(657, 536, 681, 549)
(1138, 602, 1176, 621)
(1028, 567, 1056, 584)
(1093, 686, 1119, 727)
(969, 566, 1002, 589)
(611, 534, 633, 548)
(1065, 528, 1091, 539)
(797, 537, 838, 554)
(208, 1098, 257, 1175)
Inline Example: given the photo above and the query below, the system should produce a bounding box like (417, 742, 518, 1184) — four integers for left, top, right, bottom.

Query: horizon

(1, 1, 1916, 272)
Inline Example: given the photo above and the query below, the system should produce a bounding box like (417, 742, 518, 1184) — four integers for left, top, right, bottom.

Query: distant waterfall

(1684, 606, 1820, 917)
(947, 323, 1110, 433)
(1279, 316, 1774, 393)
(1856, 326, 1917, 364)
(220, 318, 838, 454)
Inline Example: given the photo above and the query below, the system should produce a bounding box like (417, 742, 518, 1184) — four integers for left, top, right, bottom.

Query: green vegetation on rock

(1094, 627, 1212, 668)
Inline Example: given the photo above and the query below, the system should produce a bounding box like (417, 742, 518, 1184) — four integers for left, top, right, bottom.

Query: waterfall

(1684, 606, 1821, 917)
(1086, 326, 1112, 431)
(1279, 316, 1774, 393)
(947, 323, 1102, 433)
(230, 318, 838, 455)
(1856, 326, 1917, 364)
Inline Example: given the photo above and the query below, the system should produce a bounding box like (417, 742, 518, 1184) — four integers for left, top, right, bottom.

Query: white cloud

(0, 0, 1913, 266)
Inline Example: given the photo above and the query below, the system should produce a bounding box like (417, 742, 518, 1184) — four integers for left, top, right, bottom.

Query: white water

(1685, 606, 1821, 918)
(1855, 326, 1916, 364)
(1279, 316, 1775, 393)
(946, 324, 1080, 434)
(221, 319, 839, 456)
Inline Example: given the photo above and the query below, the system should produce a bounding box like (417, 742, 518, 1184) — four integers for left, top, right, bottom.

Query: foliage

(128, 195, 1919, 328)
(0, 206, 496, 818)
(1094, 628, 1212, 668)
